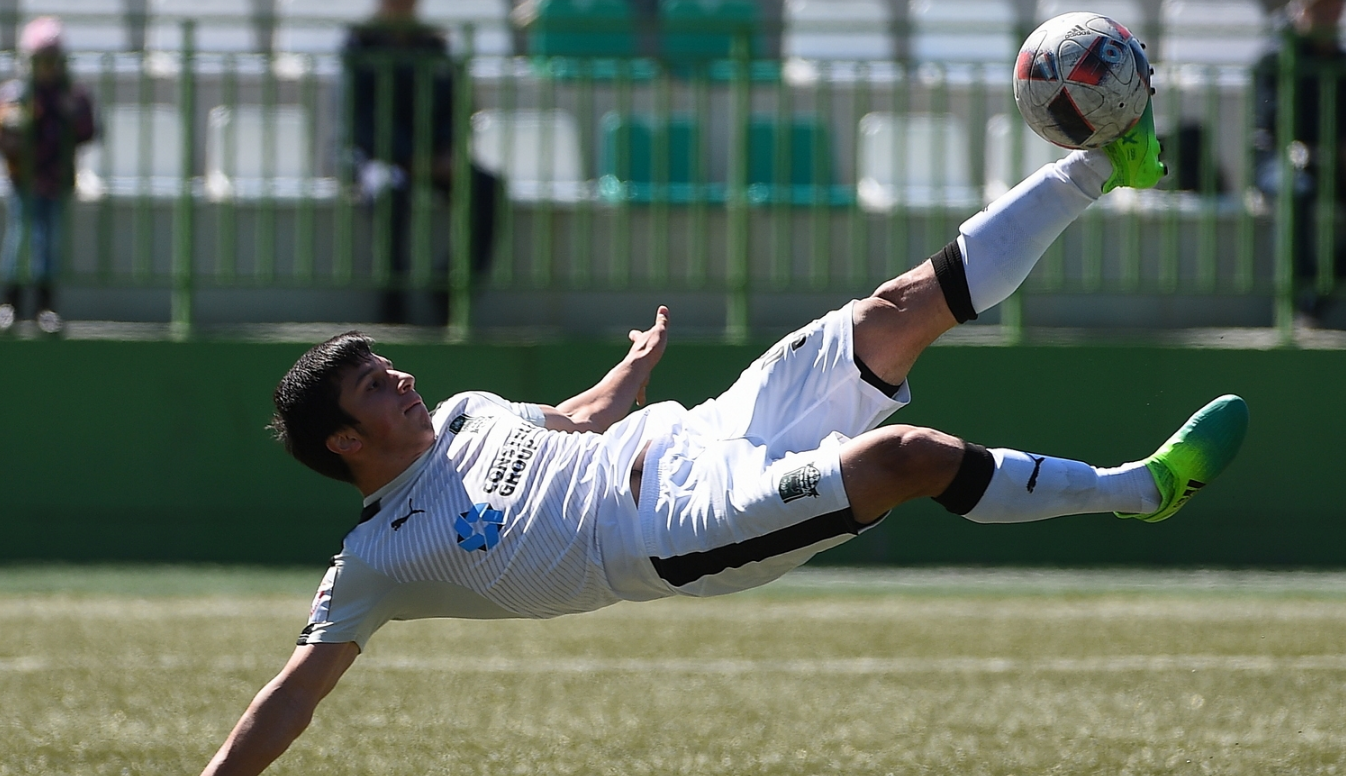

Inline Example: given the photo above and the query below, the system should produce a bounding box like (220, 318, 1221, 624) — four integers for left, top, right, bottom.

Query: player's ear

(326, 427, 363, 457)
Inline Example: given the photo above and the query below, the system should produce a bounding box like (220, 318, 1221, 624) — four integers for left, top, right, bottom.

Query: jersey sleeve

(473, 391, 546, 427)
(434, 391, 546, 428)
(297, 553, 399, 651)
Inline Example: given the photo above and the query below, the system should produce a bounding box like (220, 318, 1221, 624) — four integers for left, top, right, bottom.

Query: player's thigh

(685, 303, 906, 454)
(853, 262, 958, 389)
(646, 435, 880, 597)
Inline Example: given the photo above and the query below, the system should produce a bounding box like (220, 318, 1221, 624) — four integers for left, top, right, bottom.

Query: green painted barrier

(1, 337, 1342, 567)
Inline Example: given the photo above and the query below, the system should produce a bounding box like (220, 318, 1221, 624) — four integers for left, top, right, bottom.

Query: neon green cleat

(1100, 99, 1167, 193)
(1116, 394, 1249, 523)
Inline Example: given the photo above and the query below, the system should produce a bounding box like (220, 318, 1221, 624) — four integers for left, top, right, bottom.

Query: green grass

(4, 566, 1346, 775)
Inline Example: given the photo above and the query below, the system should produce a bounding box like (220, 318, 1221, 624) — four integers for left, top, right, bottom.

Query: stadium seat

(781, 0, 893, 61)
(1159, 0, 1267, 65)
(147, 0, 261, 52)
(910, 0, 1016, 64)
(471, 109, 590, 202)
(660, 0, 764, 64)
(598, 112, 842, 205)
(855, 111, 978, 211)
(746, 117, 847, 205)
(76, 104, 187, 199)
(527, 0, 636, 58)
(598, 112, 703, 202)
(205, 104, 336, 199)
(983, 112, 1069, 200)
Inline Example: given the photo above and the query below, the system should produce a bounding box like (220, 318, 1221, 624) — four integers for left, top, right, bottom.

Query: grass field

(3, 566, 1346, 776)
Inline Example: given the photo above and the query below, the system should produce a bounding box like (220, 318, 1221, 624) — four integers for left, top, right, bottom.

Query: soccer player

(199, 103, 1248, 776)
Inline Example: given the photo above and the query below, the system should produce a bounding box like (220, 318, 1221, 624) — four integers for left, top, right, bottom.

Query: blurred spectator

(0, 17, 96, 335)
(1252, 0, 1346, 325)
(343, 0, 501, 325)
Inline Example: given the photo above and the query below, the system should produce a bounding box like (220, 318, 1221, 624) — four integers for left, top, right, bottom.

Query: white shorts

(630, 301, 911, 598)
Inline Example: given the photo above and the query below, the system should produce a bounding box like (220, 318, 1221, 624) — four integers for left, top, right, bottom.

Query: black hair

(270, 331, 376, 483)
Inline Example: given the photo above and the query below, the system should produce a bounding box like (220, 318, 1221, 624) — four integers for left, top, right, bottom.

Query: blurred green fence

(0, 16, 1340, 341)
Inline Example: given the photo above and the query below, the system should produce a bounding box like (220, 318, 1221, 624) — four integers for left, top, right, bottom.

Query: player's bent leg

(851, 268, 959, 389)
(854, 148, 1130, 388)
(839, 425, 965, 524)
(923, 399, 1246, 525)
(844, 423, 1201, 526)
(644, 436, 884, 597)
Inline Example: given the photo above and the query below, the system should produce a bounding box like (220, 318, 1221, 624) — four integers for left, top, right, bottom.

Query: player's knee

(852, 296, 900, 332)
(872, 425, 964, 498)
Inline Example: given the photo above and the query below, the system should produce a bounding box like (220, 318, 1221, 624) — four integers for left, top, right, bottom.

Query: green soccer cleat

(1115, 394, 1249, 523)
(1100, 99, 1167, 193)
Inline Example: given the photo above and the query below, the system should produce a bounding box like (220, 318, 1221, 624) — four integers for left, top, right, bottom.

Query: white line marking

(5, 654, 1346, 674)
(358, 654, 1346, 675)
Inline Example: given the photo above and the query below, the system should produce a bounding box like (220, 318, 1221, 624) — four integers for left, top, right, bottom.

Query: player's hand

(626, 306, 669, 406)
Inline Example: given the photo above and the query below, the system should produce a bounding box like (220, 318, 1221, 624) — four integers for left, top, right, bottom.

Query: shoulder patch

(448, 414, 490, 434)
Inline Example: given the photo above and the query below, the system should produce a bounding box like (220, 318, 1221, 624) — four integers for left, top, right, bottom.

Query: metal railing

(0, 19, 1338, 342)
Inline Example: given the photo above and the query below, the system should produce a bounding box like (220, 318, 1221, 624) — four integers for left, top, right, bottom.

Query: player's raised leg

(853, 102, 1167, 389)
(839, 393, 1247, 527)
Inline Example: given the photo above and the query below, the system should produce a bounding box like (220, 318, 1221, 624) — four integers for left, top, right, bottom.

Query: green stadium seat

(599, 112, 850, 206)
(746, 117, 852, 206)
(528, 0, 636, 58)
(659, 0, 765, 74)
(598, 112, 712, 203)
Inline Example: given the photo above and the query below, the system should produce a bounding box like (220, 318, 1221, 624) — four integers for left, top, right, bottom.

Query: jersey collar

(358, 442, 436, 522)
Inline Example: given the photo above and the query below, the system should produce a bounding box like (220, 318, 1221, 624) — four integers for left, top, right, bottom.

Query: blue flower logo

(454, 503, 505, 552)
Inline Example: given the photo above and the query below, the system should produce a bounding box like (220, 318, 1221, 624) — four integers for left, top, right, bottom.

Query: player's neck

(351, 445, 431, 498)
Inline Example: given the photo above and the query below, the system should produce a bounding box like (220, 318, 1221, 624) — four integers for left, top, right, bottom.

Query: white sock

(957, 150, 1113, 315)
(962, 448, 1160, 524)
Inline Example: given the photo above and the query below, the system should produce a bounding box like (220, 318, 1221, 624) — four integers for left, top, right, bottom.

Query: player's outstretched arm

(543, 305, 669, 433)
(200, 642, 359, 776)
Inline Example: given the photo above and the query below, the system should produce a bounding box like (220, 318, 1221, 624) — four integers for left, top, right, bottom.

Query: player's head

(271, 332, 379, 483)
(273, 331, 435, 485)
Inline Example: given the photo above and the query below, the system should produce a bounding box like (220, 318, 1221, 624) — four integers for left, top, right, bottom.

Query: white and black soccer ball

(1013, 12, 1152, 149)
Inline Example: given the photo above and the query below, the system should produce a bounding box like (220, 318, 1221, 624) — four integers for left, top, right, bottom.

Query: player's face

(336, 354, 434, 458)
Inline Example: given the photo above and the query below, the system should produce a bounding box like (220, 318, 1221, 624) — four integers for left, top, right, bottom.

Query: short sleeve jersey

(299, 391, 628, 649)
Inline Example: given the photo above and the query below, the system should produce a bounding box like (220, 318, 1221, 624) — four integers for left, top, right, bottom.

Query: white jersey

(300, 391, 677, 649)
(300, 302, 909, 650)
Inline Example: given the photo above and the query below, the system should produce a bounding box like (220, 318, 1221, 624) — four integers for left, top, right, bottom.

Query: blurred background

(0, 0, 1342, 569)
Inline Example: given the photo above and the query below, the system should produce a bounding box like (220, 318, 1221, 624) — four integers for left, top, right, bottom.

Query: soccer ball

(1013, 12, 1152, 149)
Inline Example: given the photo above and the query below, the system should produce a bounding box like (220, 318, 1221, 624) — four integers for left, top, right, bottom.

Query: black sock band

(932, 442, 995, 515)
(930, 240, 978, 324)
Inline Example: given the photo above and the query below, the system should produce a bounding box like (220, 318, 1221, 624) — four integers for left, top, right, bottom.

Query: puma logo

(391, 499, 426, 531)
(1026, 456, 1046, 493)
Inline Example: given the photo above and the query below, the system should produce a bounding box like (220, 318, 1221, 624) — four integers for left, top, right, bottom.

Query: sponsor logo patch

(779, 463, 822, 503)
(483, 427, 542, 496)
(455, 503, 506, 552)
